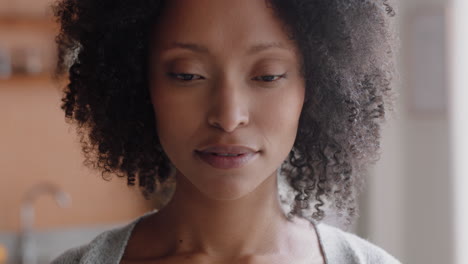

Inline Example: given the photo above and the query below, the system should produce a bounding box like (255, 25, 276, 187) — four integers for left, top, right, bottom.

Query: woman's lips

(197, 145, 258, 155)
(195, 151, 259, 169)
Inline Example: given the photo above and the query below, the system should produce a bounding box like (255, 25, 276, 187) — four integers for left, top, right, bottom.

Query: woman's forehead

(150, 0, 297, 56)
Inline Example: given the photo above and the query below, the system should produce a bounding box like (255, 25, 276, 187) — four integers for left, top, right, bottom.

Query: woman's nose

(207, 78, 250, 133)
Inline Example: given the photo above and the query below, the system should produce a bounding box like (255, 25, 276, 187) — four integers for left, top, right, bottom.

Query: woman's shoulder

(50, 224, 131, 264)
(314, 222, 402, 264)
(50, 210, 156, 264)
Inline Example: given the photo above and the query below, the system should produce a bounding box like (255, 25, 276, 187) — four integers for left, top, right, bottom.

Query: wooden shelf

(0, 16, 64, 87)
(0, 16, 58, 32)
(0, 73, 55, 86)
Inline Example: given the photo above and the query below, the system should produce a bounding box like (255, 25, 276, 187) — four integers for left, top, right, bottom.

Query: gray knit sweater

(51, 210, 401, 264)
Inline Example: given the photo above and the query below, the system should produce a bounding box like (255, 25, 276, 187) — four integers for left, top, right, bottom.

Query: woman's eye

(167, 72, 204, 81)
(253, 73, 287, 82)
(166, 72, 287, 83)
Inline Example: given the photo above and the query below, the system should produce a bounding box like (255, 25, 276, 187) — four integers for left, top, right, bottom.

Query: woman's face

(149, 0, 305, 200)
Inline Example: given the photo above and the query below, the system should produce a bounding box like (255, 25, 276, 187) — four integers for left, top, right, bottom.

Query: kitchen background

(1, 0, 466, 263)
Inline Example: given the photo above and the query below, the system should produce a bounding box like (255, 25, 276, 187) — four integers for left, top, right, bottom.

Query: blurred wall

(0, 76, 157, 232)
(361, 0, 452, 263)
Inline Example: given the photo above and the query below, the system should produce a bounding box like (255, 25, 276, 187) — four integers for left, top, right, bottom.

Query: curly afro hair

(52, 0, 398, 227)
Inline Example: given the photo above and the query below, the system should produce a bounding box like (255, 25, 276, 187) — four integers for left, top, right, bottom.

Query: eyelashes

(166, 72, 288, 83)
(252, 73, 287, 82)
(167, 73, 204, 81)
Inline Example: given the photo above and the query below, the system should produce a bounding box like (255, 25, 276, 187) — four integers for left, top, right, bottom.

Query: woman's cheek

(262, 88, 304, 130)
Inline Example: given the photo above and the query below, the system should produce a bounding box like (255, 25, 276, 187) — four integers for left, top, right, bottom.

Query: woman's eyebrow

(162, 41, 292, 55)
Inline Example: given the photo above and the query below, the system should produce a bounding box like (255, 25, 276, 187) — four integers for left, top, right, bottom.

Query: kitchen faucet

(19, 182, 71, 264)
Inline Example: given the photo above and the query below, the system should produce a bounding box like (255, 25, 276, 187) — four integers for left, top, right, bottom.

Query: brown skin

(121, 0, 325, 263)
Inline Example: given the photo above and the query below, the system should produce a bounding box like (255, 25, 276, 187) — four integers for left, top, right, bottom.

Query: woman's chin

(194, 177, 256, 201)
(173, 167, 275, 201)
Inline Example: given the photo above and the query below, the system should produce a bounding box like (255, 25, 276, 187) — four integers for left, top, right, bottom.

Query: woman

(51, 0, 400, 263)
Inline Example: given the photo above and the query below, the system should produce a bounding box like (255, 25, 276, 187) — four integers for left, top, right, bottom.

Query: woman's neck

(154, 169, 292, 258)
